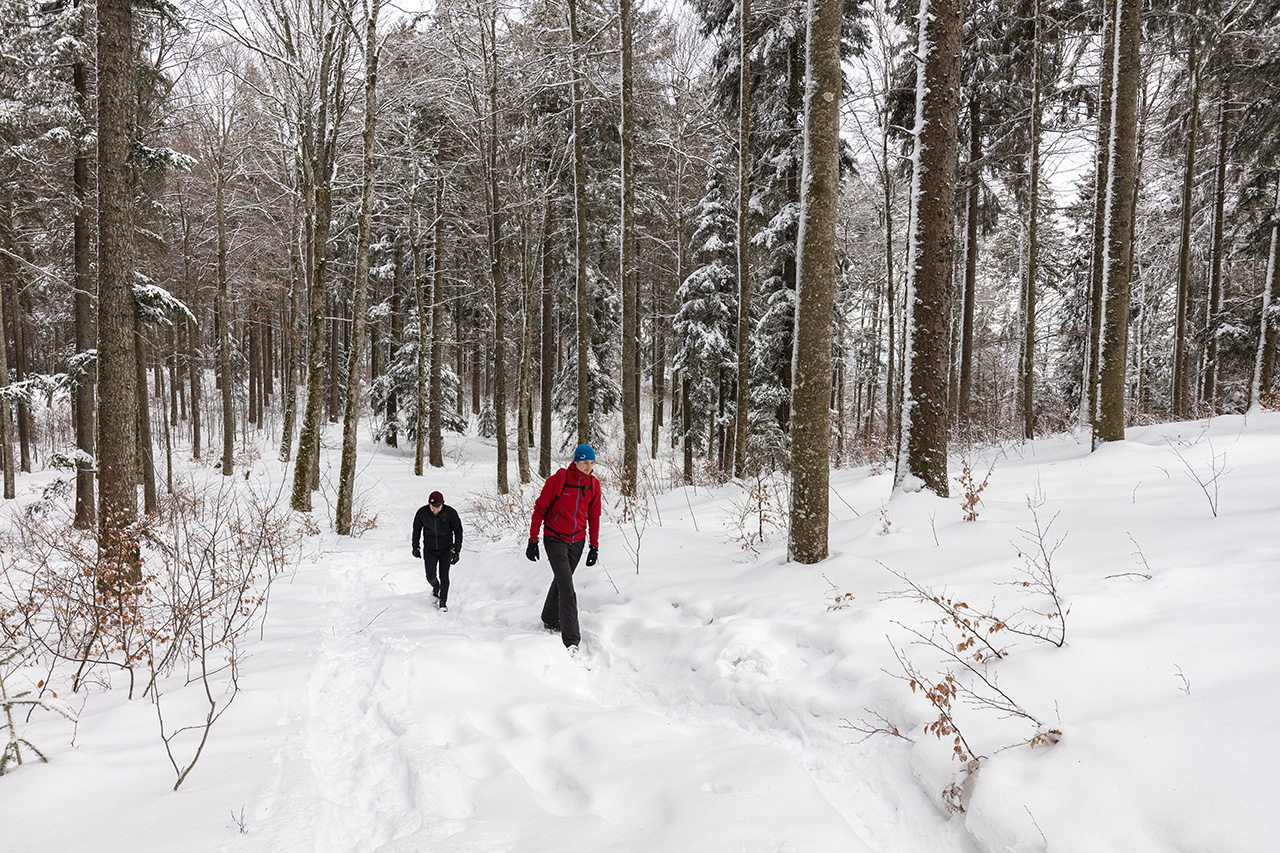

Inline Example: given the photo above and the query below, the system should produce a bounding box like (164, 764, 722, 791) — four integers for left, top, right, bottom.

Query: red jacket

(530, 465, 601, 547)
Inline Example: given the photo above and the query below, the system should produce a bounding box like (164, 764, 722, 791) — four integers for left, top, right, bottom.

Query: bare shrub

(466, 484, 537, 542)
(0, 475, 303, 788)
(721, 469, 789, 557)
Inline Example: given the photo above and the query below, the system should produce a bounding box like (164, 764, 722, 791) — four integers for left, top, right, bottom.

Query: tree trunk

(386, 235, 402, 447)
(1021, 0, 1041, 441)
(1250, 179, 1280, 409)
(539, 193, 554, 479)
(1084, 0, 1116, 427)
(1201, 82, 1230, 411)
(430, 169, 446, 468)
(481, 10, 509, 495)
(1172, 22, 1199, 420)
(789, 0, 844, 563)
(135, 318, 157, 515)
(217, 177, 235, 476)
(958, 92, 980, 431)
(280, 215, 302, 462)
(1094, 0, 1142, 446)
(96, 0, 140, 575)
(569, 0, 590, 446)
(412, 174, 426, 476)
(620, 0, 639, 494)
(73, 1, 95, 526)
(7, 275, 30, 474)
(0, 252, 13, 500)
(733, 0, 752, 478)
(896, 0, 961, 495)
(336, 0, 381, 536)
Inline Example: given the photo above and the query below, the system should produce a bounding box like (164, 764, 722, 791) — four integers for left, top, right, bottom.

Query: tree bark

(1172, 20, 1199, 421)
(336, 0, 381, 535)
(134, 317, 157, 515)
(430, 169, 446, 468)
(1094, 0, 1142, 446)
(73, 0, 95, 527)
(1250, 180, 1280, 408)
(217, 176, 235, 476)
(1085, 0, 1116, 428)
(539, 193, 554, 479)
(96, 0, 140, 575)
(1020, 0, 1041, 441)
(620, 0, 639, 495)
(788, 0, 844, 563)
(1201, 82, 1230, 411)
(569, 0, 590, 446)
(958, 92, 980, 431)
(733, 0, 752, 478)
(896, 0, 961, 495)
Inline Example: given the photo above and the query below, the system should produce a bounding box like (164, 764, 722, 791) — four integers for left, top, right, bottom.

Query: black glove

(412, 547, 420, 559)
(526, 540, 539, 561)
(585, 546, 598, 567)
(451, 550, 460, 565)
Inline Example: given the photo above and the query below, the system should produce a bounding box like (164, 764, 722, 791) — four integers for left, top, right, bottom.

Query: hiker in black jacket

(412, 491, 464, 611)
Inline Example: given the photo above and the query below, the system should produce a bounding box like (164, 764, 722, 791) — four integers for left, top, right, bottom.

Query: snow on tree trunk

(1172, 22, 1199, 421)
(1084, 0, 1116, 429)
(788, 0, 843, 564)
(895, 0, 961, 497)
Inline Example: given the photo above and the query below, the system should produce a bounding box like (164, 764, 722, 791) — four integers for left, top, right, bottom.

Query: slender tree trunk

(248, 313, 260, 428)
(1250, 179, 1280, 408)
(412, 175, 426, 476)
(620, 0, 639, 494)
(292, 191, 335, 509)
(336, 0, 381, 535)
(187, 312, 201, 460)
(569, 0, 590, 446)
(1172, 24, 1199, 420)
(73, 3, 95, 526)
(1085, 0, 1116, 427)
(386, 235, 402, 447)
(1021, 0, 1041, 441)
(8, 278, 30, 474)
(96, 0, 140, 574)
(788, 0, 844, 563)
(1094, 0, 1142, 446)
(217, 177, 235, 476)
(958, 93, 979, 431)
(429, 170, 445, 468)
(1201, 83, 1230, 411)
(0, 252, 13, 500)
(480, 11, 509, 494)
(733, 0, 752, 478)
(539, 193, 554, 479)
(280, 215, 302, 461)
(134, 318, 157, 515)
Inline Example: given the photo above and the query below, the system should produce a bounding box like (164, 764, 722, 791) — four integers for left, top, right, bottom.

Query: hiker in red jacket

(527, 444, 601, 650)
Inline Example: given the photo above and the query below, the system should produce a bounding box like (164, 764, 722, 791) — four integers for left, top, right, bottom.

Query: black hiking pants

(540, 535, 585, 647)
(422, 548, 451, 606)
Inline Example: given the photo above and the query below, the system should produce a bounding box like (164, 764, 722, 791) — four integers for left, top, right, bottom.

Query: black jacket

(413, 504, 463, 553)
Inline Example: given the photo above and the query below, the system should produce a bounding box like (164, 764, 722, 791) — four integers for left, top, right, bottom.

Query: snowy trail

(237, 491, 879, 852)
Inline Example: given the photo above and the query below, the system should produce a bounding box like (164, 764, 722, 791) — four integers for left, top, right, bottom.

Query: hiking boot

(542, 621, 560, 632)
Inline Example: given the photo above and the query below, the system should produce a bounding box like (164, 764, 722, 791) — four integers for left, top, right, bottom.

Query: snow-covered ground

(3, 412, 1278, 852)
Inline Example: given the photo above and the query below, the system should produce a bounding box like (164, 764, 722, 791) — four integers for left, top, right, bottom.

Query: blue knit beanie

(573, 444, 596, 462)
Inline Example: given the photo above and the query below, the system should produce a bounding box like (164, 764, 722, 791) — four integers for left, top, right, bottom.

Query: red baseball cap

(429, 491, 444, 506)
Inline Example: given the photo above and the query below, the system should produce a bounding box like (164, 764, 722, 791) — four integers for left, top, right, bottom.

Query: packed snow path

(241, 513, 921, 852)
